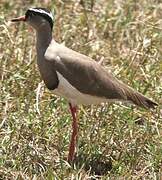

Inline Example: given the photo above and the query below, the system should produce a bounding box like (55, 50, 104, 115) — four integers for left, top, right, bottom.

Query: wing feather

(45, 41, 157, 108)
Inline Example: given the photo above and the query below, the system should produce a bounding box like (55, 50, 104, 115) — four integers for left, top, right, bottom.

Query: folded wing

(45, 41, 157, 109)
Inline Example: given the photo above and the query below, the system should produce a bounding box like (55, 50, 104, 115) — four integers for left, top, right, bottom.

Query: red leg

(68, 103, 78, 163)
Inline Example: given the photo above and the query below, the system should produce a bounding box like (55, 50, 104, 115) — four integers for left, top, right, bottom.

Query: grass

(0, 0, 162, 179)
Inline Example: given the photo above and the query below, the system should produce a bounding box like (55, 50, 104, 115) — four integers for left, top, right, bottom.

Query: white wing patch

(44, 41, 58, 61)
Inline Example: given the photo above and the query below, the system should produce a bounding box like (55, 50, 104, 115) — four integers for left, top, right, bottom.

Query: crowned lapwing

(11, 7, 157, 163)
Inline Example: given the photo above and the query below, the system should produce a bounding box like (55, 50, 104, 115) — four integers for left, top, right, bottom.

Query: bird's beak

(11, 15, 26, 22)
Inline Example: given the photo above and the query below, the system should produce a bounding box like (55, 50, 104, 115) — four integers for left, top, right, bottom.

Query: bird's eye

(25, 10, 36, 20)
(28, 12, 36, 19)
(30, 12, 35, 17)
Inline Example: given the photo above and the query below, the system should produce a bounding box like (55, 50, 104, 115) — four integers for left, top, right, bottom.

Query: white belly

(53, 71, 107, 105)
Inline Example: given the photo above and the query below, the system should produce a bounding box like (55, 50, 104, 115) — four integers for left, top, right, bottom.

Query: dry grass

(0, 0, 162, 179)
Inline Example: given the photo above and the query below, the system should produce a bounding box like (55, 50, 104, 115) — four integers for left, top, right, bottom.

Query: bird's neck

(36, 26, 52, 54)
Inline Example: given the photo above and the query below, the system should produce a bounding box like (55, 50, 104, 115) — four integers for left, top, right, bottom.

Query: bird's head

(11, 8, 54, 30)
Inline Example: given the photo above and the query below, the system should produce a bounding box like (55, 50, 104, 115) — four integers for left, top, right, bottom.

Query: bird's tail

(123, 86, 158, 109)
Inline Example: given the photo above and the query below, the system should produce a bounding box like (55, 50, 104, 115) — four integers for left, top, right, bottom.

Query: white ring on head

(29, 8, 54, 20)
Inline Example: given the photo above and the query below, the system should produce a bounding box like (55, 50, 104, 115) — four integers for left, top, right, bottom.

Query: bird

(11, 7, 157, 163)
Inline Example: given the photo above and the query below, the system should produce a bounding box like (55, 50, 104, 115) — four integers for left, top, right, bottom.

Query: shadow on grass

(74, 153, 112, 176)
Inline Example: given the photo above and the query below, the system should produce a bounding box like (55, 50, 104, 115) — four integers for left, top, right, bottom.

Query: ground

(0, 0, 162, 179)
